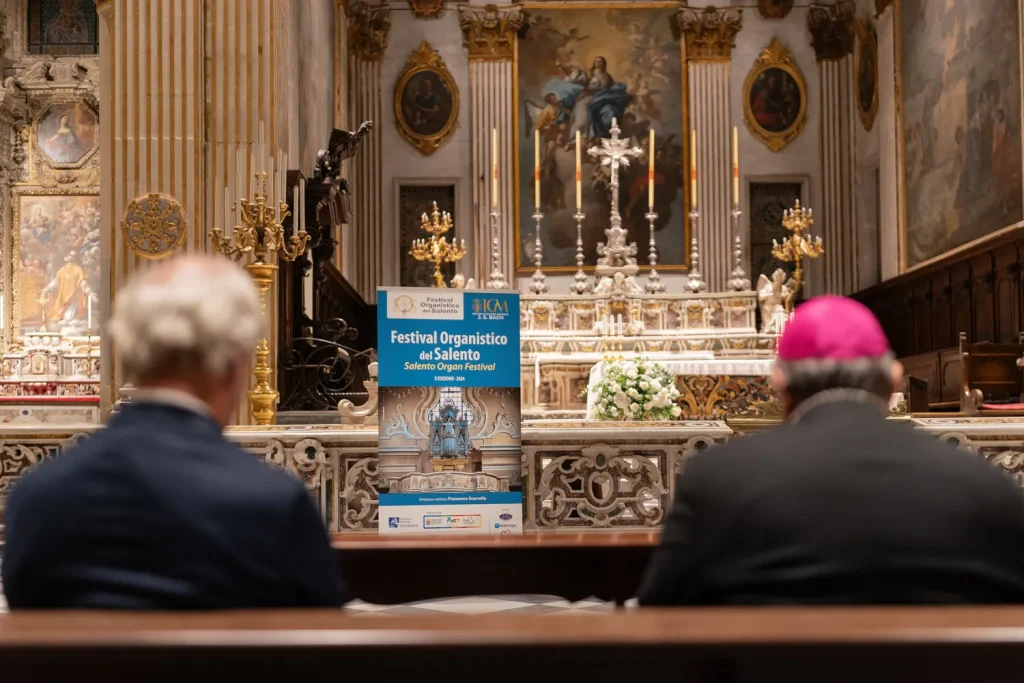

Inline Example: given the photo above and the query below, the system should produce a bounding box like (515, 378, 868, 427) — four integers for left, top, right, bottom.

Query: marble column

(678, 6, 743, 292)
(96, 0, 295, 421)
(810, 2, 858, 295)
(876, 0, 900, 280)
(460, 5, 524, 284)
(344, 1, 390, 303)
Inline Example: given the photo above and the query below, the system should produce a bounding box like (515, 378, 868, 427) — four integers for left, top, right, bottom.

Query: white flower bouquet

(590, 357, 683, 421)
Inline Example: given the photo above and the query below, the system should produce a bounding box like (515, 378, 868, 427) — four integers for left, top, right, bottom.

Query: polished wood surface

(332, 531, 658, 605)
(5, 608, 1024, 681)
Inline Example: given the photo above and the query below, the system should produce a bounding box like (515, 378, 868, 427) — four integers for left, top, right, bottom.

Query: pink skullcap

(777, 295, 890, 361)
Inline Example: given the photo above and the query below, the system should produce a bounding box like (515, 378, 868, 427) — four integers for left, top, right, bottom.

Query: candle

(575, 130, 582, 210)
(224, 186, 231, 232)
(258, 121, 265, 179)
(648, 128, 655, 209)
(690, 129, 697, 206)
(617, 314, 623, 337)
(293, 183, 300, 232)
(250, 151, 256, 196)
(612, 117, 617, 130)
(268, 156, 276, 220)
(732, 126, 739, 206)
(534, 128, 541, 209)
(298, 178, 306, 233)
(88, 296, 93, 331)
(491, 128, 498, 207)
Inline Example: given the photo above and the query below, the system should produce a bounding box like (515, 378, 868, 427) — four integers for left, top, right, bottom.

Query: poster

(377, 288, 522, 535)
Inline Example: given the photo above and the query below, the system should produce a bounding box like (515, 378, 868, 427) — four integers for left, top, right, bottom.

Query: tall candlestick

(491, 128, 498, 207)
(224, 186, 231, 232)
(575, 130, 582, 210)
(250, 151, 257, 197)
(293, 183, 300, 232)
(648, 128, 655, 209)
(690, 129, 697, 206)
(534, 128, 541, 209)
(258, 121, 265, 179)
(732, 126, 739, 206)
(298, 178, 305, 233)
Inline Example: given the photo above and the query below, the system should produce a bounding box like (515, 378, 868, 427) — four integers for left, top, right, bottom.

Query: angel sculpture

(312, 121, 373, 183)
(757, 268, 796, 334)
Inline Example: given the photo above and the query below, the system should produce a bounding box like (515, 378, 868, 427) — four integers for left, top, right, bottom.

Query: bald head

(108, 255, 261, 424)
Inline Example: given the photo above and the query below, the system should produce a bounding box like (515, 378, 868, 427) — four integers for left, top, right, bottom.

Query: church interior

(3, 0, 1024, 677)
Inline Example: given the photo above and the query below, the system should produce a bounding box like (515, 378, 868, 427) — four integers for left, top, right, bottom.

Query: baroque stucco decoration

(458, 4, 524, 61)
(807, 0, 856, 62)
(677, 5, 743, 62)
(346, 1, 392, 62)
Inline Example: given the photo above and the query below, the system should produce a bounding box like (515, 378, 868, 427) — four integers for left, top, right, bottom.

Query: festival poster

(377, 288, 522, 535)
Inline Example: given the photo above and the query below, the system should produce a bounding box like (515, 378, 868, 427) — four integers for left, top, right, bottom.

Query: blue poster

(377, 288, 523, 535)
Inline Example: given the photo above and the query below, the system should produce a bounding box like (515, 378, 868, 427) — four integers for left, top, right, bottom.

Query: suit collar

(110, 400, 224, 437)
(789, 389, 891, 425)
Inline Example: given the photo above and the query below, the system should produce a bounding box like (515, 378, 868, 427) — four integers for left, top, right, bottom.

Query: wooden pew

(4, 608, 1024, 681)
(333, 531, 658, 604)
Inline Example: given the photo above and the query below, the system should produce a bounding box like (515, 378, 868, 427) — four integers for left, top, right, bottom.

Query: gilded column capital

(808, 1, 856, 61)
(458, 4, 524, 61)
(677, 6, 743, 62)
(347, 1, 391, 62)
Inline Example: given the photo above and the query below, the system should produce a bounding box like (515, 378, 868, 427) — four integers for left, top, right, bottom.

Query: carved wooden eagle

(313, 121, 373, 183)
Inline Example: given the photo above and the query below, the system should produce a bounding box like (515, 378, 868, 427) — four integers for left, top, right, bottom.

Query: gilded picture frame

(34, 100, 99, 169)
(854, 17, 878, 133)
(742, 39, 807, 153)
(9, 188, 101, 344)
(394, 41, 459, 156)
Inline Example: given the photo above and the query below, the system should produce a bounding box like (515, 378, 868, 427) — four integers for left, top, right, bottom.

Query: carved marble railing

(3, 416, 1024, 531)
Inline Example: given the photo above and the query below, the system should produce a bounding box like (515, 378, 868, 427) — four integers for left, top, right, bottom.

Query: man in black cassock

(638, 296, 1024, 605)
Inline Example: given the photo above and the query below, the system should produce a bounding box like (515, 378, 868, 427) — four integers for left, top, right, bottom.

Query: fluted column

(678, 6, 742, 292)
(460, 5, 524, 284)
(810, 2, 857, 295)
(877, 1, 900, 279)
(345, 1, 390, 303)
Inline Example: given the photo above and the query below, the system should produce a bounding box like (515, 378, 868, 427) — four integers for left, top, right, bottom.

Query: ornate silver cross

(588, 120, 643, 276)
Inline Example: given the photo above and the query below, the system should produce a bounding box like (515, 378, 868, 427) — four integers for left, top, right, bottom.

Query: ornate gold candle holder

(210, 172, 310, 426)
(771, 199, 823, 312)
(409, 202, 466, 288)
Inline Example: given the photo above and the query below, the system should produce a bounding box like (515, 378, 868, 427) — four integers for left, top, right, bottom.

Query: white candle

(534, 129, 541, 209)
(617, 314, 623, 336)
(575, 130, 582, 210)
(268, 156, 276, 220)
(648, 128, 655, 209)
(612, 117, 617, 129)
(732, 125, 739, 206)
(293, 183, 300, 231)
(491, 128, 498, 208)
(250, 151, 257, 196)
(88, 296, 93, 331)
(690, 129, 697, 206)
(258, 121, 265, 179)
(298, 177, 306, 232)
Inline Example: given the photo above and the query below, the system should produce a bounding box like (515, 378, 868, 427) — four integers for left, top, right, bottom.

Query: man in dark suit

(2, 256, 349, 609)
(638, 296, 1024, 606)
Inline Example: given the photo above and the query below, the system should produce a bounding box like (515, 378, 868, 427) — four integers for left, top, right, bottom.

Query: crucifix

(588, 118, 644, 276)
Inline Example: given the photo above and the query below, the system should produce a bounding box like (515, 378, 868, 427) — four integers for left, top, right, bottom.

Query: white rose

(670, 405, 682, 417)
(629, 402, 640, 413)
(628, 388, 641, 399)
(650, 378, 662, 392)
(653, 394, 670, 408)
(643, 402, 653, 411)
(625, 366, 638, 380)
(614, 391, 631, 409)
(609, 406, 619, 417)
(639, 381, 649, 391)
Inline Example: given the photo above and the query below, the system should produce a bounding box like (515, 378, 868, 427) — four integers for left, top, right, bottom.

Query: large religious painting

(36, 102, 98, 166)
(515, 5, 685, 271)
(14, 194, 101, 338)
(395, 42, 459, 155)
(398, 183, 457, 287)
(27, 0, 98, 55)
(900, 0, 1023, 268)
(742, 39, 807, 152)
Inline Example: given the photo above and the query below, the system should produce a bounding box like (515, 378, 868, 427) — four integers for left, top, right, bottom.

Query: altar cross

(588, 119, 643, 273)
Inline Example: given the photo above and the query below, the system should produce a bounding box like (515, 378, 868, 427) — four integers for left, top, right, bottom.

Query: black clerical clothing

(637, 400, 1024, 606)
(2, 400, 349, 609)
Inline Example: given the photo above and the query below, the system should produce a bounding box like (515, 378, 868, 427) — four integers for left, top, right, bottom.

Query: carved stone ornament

(408, 0, 444, 19)
(808, 1, 856, 62)
(677, 6, 743, 62)
(742, 38, 808, 152)
(120, 192, 187, 259)
(458, 4, 524, 61)
(758, 0, 794, 20)
(347, 1, 391, 62)
(393, 41, 459, 155)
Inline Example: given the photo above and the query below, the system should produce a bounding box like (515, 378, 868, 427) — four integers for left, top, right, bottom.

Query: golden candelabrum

(771, 199, 824, 312)
(210, 172, 310, 426)
(409, 202, 466, 288)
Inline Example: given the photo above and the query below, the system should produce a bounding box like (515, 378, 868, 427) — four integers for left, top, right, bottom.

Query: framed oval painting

(394, 41, 458, 155)
(742, 38, 807, 152)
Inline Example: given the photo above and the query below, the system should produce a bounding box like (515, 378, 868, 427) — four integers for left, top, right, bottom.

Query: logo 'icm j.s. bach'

(472, 296, 509, 321)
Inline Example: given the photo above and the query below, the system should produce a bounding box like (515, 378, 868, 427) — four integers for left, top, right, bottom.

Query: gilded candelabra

(409, 202, 466, 288)
(771, 199, 823, 312)
(210, 172, 309, 426)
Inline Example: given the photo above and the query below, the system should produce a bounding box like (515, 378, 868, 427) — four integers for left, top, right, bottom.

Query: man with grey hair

(638, 296, 1024, 605)
(3, 255, 348, 609)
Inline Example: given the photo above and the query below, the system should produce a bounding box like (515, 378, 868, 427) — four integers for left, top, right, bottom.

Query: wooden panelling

(856, 230, 1024, 359)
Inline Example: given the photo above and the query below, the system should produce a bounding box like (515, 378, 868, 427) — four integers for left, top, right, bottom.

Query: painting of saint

(516, 8, 684, 270)
(748, 68, 801, 134)
(901, 0, 1023, 268)
(17, 195, 101, 337)
(37, 102, 98, 165)
(27, 0, 98, 55)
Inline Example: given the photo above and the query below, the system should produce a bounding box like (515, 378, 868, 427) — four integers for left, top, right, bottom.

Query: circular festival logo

(394, 294, 414, 315)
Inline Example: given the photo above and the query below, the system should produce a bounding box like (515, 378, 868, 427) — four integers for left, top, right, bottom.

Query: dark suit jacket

(2, 402, 349, 609)
(638, 401, 1024, 605)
